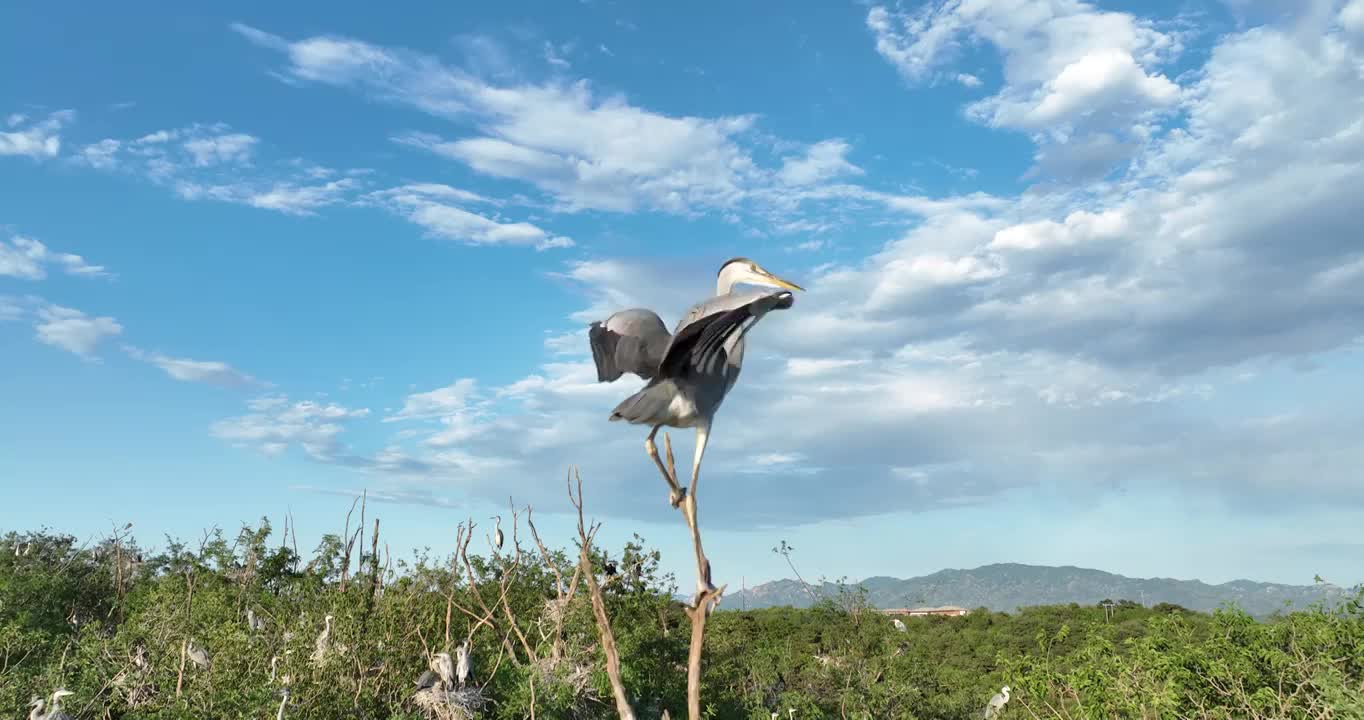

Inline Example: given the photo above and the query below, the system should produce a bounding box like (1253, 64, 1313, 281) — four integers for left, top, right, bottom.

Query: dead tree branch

(570, 468, 637, 720)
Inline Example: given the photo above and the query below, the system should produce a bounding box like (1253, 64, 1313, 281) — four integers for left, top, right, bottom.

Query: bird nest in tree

(533, 655, 596, 698)
(412, 686, 487, 720)
(540, 596, 574, 628)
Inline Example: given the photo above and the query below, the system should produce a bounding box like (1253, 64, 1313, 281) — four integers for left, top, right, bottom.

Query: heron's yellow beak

(766, 273, 805, 292)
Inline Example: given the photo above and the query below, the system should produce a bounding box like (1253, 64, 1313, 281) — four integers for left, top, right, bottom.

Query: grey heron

(589, 257, 803, 592)
(455, 641, 471, 688)
(433, 651, 454, 689)
(186, 639, 211, 670)
(247, 607, 265, 633)
(276, 687, 290, 720)
(892, 618, 907, 633)
(27, 697, 43, 720)
(311, 614, 334, 664)
(45, 690, 74, 720)
(414, 669, 440, 691)
(983, 685, 1011, 719)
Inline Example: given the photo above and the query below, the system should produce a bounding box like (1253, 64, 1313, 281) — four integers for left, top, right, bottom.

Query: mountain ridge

(723, 562, 1349, 616)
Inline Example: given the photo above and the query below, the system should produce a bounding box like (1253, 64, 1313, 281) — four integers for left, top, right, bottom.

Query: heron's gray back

(609, 290, 792, 427)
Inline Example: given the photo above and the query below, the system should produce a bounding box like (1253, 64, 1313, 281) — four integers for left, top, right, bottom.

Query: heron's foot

(669, 486, 687, 508)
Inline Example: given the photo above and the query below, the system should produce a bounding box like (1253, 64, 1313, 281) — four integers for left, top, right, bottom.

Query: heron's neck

(716, 265, 748, 295)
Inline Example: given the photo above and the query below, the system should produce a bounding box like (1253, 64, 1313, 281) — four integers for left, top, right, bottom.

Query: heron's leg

(683, 421, 717, 596)
(645, 424, 685, 507)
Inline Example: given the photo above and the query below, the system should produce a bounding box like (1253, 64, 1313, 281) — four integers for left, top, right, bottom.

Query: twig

(570, 468, 637, 720)
(340, 496, 359, 592)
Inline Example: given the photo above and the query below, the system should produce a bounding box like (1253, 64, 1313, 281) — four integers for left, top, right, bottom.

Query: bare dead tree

(340, 495, 361, 592)
(653, 432, 724, 720)
(569, 468, 637, 720)
(527, 504, 586, 663)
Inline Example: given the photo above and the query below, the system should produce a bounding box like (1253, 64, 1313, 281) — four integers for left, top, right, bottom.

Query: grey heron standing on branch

(589, 257, 803, 595)
(456, 642, 472, 688)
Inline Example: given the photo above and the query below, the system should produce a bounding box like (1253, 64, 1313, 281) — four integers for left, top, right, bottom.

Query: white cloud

(78, 123, 362, 216)
(79, 139, 122, 170)
(211, 396, 370, 458)
(868, 0, 1184, 180)
(241, 179, 358, 215)
(33, 305, 123, 358)
(124, 346, 259, 387)
(385, 379, 480, 421)
(544, 41, 571, 69)
(367, 183, 573, 249)
(777, 139, 863, 186)
(0, 235, 107, 280)
(205, 5, 1364, 526)
(182, 132, 258, 167)
(0, 110, 73, 159)
(1344, 0, 1364, 32)
(0, 296, 23, 322)
(235, 26, 784, 214)
(955, 72, 982, 87)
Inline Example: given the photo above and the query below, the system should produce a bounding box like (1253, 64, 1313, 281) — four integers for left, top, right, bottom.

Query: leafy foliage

(2, 523, 1362, 719)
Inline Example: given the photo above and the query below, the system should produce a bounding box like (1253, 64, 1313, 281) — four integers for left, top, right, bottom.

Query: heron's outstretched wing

(659, 291, 792, 379)
(589, 309, 671, 382)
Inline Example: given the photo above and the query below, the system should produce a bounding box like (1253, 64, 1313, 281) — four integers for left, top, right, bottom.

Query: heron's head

(52, 690, 74, 700)
(1002, 685, 1011, 694)
(28, 696, 42, 708)
(717, 257, 805, 293)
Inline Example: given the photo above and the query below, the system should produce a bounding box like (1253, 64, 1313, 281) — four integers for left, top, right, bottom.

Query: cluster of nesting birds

(412, 642, 486, 720)
(26, 690, 72, 720)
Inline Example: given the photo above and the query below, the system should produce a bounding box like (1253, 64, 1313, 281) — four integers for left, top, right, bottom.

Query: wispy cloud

(0, 234, 107, 280)
(365, 182, 574, 249)
(74, 123, 364, 216)
(124, 346, 261, 388)
(211, 396, 370, 458)
(0, 110, 73, 160)
(33, 304, 123, 358)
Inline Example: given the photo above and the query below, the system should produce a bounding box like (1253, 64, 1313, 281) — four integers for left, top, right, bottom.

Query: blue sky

(4, 0, 1364, 591)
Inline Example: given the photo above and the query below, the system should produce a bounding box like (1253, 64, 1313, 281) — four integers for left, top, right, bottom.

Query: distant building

(881, 606, 970, 617)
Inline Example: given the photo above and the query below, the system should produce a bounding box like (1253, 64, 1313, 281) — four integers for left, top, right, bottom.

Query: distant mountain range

(723, 563, 1351, 617)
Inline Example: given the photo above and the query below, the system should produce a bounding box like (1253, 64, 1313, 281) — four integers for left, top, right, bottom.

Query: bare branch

(570, 468, 637, 720)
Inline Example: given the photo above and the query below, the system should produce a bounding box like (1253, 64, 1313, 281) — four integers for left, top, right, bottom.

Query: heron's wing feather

(590, 309, 671, 381)
(659, 304, 756, 379)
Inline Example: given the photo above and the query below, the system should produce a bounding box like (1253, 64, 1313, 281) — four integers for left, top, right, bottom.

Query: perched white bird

(311, 614, 334, 664)
(892, 618, 907, 633)
(433, 652, 454, 689)
(456, 642, 471, 688)
(492, 516, 504, 551)
(984, 685, 1011, 719)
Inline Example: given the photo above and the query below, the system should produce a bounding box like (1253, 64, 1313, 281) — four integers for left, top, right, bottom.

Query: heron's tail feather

(589, 322, 624, 383)
(609, 381, 674, 425)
